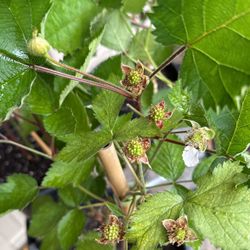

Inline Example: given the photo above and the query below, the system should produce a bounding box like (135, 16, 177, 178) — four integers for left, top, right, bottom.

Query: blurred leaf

(99, 0, 122, 9)
(128, 29, 172, 65)
(76, 232, 114, 250)
(106, 203, 124, 217)
(29, 196, 68, 237)
(45, 0, 98, 54)
(150, 136, 185, 180)
(57, 209, 85, 250)
(192, 155, 218, 182)
(0, 174, 38, 214)
(42, 158, 95, 188)
(102, 10, 132, 51)
(40, 229, 61, 250)
(151, 0, 250, 108)
(123, 0, 147, 13)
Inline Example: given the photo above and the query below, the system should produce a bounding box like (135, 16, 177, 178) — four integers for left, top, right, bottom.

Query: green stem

(78, 202, 106, 210)
(0, 139, 52, 160)
(32, 65, 133, 98)
(149, 46, 186, 79)
(146, 179, 193, 189)
(138, 162, 146, 194)
(114, 141, 144, 188)
(126, 103, 144, 117)
(77, 185, 106, 202)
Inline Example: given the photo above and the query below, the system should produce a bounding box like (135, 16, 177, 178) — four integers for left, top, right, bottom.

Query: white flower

(47, 48, 64, 62)
(182, 146, 200, 167)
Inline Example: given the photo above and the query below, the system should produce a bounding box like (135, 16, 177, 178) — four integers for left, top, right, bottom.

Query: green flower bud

(27, 32, 50, 57)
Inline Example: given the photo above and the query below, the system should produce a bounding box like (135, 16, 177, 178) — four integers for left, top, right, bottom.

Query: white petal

(182, 146, 200, 167)
(48, 48, 64, 62)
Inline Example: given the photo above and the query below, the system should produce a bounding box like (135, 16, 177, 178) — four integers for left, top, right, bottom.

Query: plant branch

(77, 185, 106, 202)
(146, 179, 193, 189)
(32, 64, 133, 98)
(0, 139, 52, 159)
(78, 202, 106, 210)
(149, 46, 186, 79)
(126, 103, 144, 117)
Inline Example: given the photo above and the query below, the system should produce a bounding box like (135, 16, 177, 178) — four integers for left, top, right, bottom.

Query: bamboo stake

(98, 143, 129, 199)
(30, 131, 52, 157)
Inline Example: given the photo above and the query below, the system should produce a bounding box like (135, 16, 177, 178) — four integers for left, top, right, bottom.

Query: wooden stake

(98, 143, 129, 199)
(30, 131, 52, 157)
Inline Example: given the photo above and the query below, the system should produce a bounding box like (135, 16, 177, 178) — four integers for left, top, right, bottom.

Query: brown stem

(149, 46, 186, 79)
(32, 65, 133, 98)
(30, 131, 52, 157)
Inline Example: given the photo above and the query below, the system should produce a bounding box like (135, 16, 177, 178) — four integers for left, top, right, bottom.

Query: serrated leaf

(29, 196, 68, 238)
(59, 32, 104, 106)
(44, 93, 90, 139)
(57, 209, 85, 250)
(150, 136, 185, 181)
(128, 29, 172, 65)
(76, 232, 114, 250)
(0, 0, 50, 120)
(185, 161, 250, 250)
(192, 155, 218, 182)
(127, 192, 183, 250)
(45, 0, 98, 54)
(114, 117, 161, 141)
(42, 158, 94, 188)
(102, 10, 132, 51)
(207, 90, 250, 156)
(151, 0, 250, 108)
(0, 174, 38, 214)
(57, 130, 112, 163)
(226, 89, 250, 155)
(129, 161, 250, 250)
(26, 74, 56, 115)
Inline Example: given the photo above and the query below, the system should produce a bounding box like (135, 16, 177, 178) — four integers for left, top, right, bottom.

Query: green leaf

(0, 64, 36, 121)
(226, 90, 250, 155)
(151, 0, 250, 108)
(192, 155, 218, 182)
(106, 202, 124, 217)
(114, 117, 161, 141)
(102, 10, 132, 51)
(0, 0, 50, 120)
(128, 29, 172, 65)
(127, 192, 183, 250)
(0, 174, 38, 214)
(57, 130, 112, 163)
(29, 196, 68, 238)
(45, 0, 98, 54)
(129, 161, 250, 250)
(40, 229, 61, 250)
(91, 56, 125, 130)
(185, 161, 250, 250)
(150, 136, 185, 181)
(25, 74, 56, 115)
(59, 185, 87, 207)
(57, 209, 85, 250)
(207, 91, 250, 156)
(44, 93, 90, 139)
(76, 232, 114, 250)
(123, 0, 147, 13)
(42, 158, 94, 188)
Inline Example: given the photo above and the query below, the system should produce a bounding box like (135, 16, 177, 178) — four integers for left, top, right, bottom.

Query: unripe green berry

(104, 224, 120, 240)
(176, 228, 186, 241)
(128, 70, 141, 86)
(127, 140, 144, 157)
(27, 36, 50, 57)
(151, 107, 165, 122)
